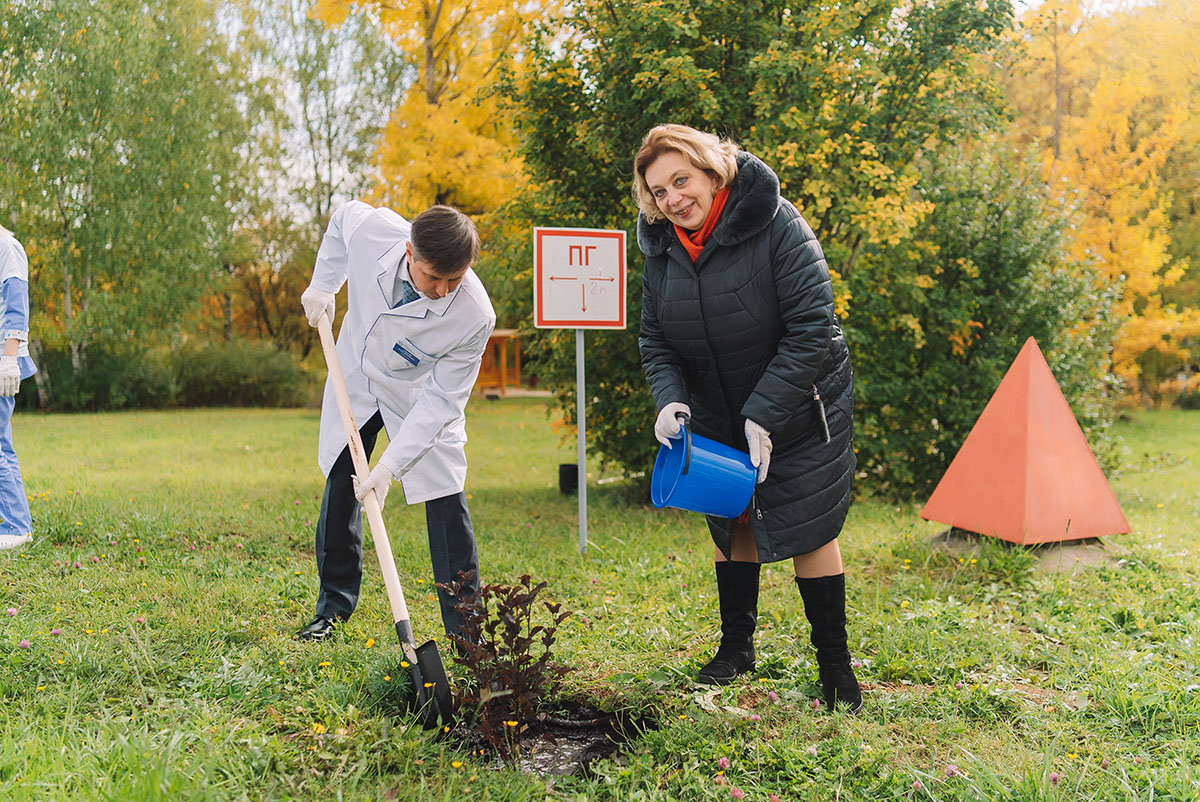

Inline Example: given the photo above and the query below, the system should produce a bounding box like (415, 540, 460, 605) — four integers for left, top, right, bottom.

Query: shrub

(1176, 389, 1200, 410)
(170, 339, 310, 407)
(17, 346, 177, 412)
(439, 571, 571, 759)
(847, 141, 1120, 499)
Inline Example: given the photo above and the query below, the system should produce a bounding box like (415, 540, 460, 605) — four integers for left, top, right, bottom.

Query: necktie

(396, 279, 421, 307)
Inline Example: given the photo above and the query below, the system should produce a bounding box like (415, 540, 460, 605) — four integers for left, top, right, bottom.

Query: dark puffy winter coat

(638, 152, 855, 561)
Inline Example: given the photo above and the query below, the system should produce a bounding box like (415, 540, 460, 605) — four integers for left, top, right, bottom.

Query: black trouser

(313, 410, 480, 636)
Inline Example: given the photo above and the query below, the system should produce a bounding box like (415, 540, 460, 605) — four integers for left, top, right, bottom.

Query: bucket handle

(675, 412, 692, 475)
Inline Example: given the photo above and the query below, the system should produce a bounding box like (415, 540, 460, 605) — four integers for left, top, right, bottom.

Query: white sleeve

(0, 239, 23, 282)
(308, 201, 377, 293)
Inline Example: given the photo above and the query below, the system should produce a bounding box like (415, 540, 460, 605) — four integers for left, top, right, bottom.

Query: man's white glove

(654, 402, 691, 448)
(745, 419, 772, 484)
(301, 286, 336, 328)
(353, 463, 394, 511)
(0, 356, 19, 397)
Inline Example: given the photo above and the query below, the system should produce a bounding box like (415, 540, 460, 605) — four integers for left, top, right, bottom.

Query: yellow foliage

(1004, 0, 1200, 396)
(310, 0, 546, 218)
(948, 320, 983, 357)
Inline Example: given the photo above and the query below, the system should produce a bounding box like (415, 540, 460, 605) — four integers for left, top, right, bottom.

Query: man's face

(406, 241, 468, 300)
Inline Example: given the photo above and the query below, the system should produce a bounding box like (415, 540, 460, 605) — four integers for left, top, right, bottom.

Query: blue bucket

(650, 418, 756, 518)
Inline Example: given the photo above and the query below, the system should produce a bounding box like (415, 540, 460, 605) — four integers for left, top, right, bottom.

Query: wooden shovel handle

(315, 312, 412, 635)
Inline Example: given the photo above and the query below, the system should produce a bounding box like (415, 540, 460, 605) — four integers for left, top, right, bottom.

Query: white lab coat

(309, 201, 496, 504)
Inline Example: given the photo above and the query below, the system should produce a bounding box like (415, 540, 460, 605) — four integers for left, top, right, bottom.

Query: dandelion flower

(366, 638, 375, 648)
(318, 661, 331, 667)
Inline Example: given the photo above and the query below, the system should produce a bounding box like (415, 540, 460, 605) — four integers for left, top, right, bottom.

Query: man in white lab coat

(297, 201, 495, 642)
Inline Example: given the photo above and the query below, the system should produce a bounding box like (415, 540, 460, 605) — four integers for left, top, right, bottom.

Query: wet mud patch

(451, 700, 657, 778)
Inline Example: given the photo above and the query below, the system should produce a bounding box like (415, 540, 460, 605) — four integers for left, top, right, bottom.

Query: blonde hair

(632, 124, 740, 223)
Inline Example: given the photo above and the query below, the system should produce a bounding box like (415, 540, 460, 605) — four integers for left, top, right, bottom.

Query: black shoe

(796, 573, 864, 713)
(697, 645, 757, 685)
(297, 615, 338, 642)
(818, 660, 863, 714)
(697, 561, 760, 685)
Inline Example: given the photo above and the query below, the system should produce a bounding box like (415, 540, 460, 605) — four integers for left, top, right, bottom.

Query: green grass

(2, 401, 1199, 800)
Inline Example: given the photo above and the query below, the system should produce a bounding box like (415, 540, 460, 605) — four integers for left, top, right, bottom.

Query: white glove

(0, 356, 19, 397)
(745, 419, 772, 484)
(353, 463, 394, 511)
(301, 286, 335, 328)
(654, 402, 691, 448)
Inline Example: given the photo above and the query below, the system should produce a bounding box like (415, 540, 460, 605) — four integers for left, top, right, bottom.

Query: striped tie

(397, 279, 421, 307)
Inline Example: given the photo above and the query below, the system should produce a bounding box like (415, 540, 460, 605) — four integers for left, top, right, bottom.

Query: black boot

(697, 561, 760, 685)
(796, 573, 863, 713)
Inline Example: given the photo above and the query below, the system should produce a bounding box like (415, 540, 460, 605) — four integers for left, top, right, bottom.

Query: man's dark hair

(410, 205, 480, 275)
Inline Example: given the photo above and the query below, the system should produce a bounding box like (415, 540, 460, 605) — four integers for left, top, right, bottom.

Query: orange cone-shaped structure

(921, 337, 1129, 544)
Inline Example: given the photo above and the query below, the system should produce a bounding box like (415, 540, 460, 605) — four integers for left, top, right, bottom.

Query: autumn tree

(310, 0, 543, 218)
(0, 0, 253, 400)
(851, 139, 1118, 498)
(1003, 0, 1200, 402)
(506, 0, 1014, 487)
(194, 0, 408, 357)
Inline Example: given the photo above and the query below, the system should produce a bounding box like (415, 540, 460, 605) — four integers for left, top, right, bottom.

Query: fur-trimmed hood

(636, 151, 781, 257)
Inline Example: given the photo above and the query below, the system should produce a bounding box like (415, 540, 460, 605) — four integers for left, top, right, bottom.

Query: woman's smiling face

(643, 150, 719, 230)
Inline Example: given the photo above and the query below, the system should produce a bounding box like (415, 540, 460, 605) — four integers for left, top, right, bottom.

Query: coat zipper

(752, 489, 763, 520)
(813, 386, 831, 444)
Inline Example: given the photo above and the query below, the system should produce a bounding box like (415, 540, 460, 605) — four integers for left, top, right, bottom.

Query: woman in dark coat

(635, 124, 861, 711)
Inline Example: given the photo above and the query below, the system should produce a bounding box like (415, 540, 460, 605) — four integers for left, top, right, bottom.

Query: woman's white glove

(654, 402, 690, 448)
(745, 419, 772, 484)
(301, 286, 336, 328)
(353, 463, 394, 511)
(0, 356, 19, 397)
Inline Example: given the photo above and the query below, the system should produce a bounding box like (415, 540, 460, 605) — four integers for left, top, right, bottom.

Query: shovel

(315, 311, 455, 731)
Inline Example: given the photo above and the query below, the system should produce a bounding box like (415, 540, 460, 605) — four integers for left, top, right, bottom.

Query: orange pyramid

(921, 337, 1129, 544)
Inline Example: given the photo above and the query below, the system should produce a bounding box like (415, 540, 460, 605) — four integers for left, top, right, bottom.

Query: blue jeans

(313, 410, 481, 636)
(0, 396, 31, 535)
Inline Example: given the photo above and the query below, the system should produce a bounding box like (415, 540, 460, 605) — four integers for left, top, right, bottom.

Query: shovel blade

(409, 639, 454, 731)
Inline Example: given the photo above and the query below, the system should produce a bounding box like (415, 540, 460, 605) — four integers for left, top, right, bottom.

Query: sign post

(534, 227, 627, 553)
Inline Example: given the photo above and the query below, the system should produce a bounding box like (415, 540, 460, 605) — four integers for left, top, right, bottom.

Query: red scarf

(673, 187, 730, 263)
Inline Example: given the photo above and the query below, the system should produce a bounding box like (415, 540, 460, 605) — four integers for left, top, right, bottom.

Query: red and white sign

(534, 227, 626, 329)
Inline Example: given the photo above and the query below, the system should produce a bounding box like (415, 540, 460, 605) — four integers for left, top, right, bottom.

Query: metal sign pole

(576, 328, 587, 554)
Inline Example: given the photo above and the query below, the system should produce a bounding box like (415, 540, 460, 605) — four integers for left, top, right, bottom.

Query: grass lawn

(2, 400, 1198, 801)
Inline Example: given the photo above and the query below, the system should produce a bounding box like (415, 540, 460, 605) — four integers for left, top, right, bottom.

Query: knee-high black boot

(697, 561, 760, 685)
(796, 573, 863, 713)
